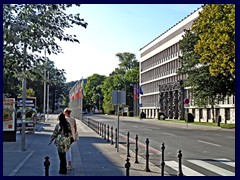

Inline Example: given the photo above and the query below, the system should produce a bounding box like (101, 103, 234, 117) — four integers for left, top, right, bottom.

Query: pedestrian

(49, 112, 73, 175)
(64, 108, 78, 170)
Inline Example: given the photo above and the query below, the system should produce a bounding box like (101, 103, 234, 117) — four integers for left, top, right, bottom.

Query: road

(83, 114, 235, 176)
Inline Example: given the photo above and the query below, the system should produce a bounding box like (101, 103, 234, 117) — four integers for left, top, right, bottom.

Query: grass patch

(159, 119, 235, 128)
(220, 123, 235, 129)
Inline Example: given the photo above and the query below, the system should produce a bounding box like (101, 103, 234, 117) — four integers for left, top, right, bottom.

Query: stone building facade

(139, 7, 235, 124)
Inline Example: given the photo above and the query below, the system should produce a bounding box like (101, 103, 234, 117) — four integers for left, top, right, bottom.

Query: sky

(50, 4, 202, 83)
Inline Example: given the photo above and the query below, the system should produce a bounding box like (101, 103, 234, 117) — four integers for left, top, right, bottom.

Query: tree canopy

(192, 4, 235, 78)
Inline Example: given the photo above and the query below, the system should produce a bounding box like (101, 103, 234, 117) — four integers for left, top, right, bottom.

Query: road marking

(197, 140, 220, 147)
(163, 132, 175, 136)
(214, 158, 235, 167)
(8, 151, 34, 176)
(188, 160, 235, 176)
(165, 161, 205, 176)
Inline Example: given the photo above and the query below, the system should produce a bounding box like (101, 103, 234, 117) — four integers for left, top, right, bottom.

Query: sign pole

(184, 98, 190, 128)
(117, 103, 119, 152)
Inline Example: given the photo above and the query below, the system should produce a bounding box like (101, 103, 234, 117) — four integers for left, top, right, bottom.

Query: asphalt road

(84, 114, 235, 176)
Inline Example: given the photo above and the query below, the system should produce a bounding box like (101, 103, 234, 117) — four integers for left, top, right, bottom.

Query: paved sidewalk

(3, 114, 162, 176)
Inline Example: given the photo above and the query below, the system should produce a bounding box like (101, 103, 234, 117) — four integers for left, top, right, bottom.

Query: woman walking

(49, 112, 73, 175)
(64, 108, 78, 170)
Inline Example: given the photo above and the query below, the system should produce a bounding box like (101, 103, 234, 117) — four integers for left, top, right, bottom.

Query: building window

(225, 108, 230, 120)
(192, 109, 195, 117)
(199, 109, 203, 119)
(207, 109, 211, 119)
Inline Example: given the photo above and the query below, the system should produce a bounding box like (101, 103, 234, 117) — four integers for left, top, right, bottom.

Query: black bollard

(161, 143, 165, 176)
(107, 125, 110, 142)
(97, 122, 99, 135)
(135, 135, 139, 163)
(127, 132, 130, 157)
(44, 156, 50, 176)
(178, 150, 184, 176)
(99, 123, 102, 136)
(115, 128, 117, 148)
(144, 138, 151, 172)
(102, 123, 104, 138)
(125, 157, 131, 176)
(104, 124, 106, 140)
(111, 126, 114, 145)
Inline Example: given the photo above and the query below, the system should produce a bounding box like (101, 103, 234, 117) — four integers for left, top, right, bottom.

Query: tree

(178, 29, 235, 122)
(115, 52, 139, 72)
(85, 74, 106, 112)
(3, 4, 87, 112)
(102, 76, 115, 114)
(4, 4, 88, 76)
(101, 52, 139, 114)
(192, 4, 235, 78)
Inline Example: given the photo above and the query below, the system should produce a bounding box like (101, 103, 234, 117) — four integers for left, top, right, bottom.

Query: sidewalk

(3, 114, 162, 176)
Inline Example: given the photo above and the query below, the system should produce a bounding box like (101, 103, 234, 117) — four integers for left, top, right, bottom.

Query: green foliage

(192, 4, 235, 78)
(178, 29, 234, 122)
(3, 4, 87, 112)
(102, 76, 115, 114)
(101, 52, 139, 114)
(85, 74, 106, 111)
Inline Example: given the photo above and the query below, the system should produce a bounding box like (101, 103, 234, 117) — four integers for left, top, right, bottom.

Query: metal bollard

(127, 132, 130, 157)
(115, 128, 117, 148)
(97, 122, 99, 135)
(144, 138, 151, 172)
(161, 143, 165, 176)
(135, 135, 139, 163)
(107, 125, 110, 142)
(104, 124, 106, 139)
(102, 123, 104, 138)
(178, 150, 184, 176)
(111, 126, 114, 145)
(44, 156, 50, 176)
(125, 157, 131, 176)
(99, 123, 102, 136)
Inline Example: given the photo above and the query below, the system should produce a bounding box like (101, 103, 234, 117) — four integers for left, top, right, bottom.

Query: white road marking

(165, 161, 205, 176)
(8, 151, 34, 176)
(197, 140, 220, 147)
(214, 158, 235, 167)
(188, 160, 235, 176)
(163, 132, 175, 136)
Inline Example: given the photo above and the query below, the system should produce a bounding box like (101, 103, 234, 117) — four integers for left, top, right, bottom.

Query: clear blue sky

(51, 4, 202, 82)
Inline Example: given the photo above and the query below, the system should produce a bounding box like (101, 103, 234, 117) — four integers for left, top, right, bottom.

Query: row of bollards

(82, 117, 184, 176)
(125, 132, 184, 176)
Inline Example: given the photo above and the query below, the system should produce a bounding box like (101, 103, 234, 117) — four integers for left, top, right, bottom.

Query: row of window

(141, 43, 180, 72)
(188, 91, 235, 106)
(141, 74, 187, 94)
(192, 108, 230, 120)
(141, 59, 184, 83)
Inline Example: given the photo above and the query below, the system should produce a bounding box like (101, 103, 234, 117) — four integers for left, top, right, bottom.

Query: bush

(158, 112, 165, 120)
(128, 111, 134, 117)
(140, 112, 146, 118)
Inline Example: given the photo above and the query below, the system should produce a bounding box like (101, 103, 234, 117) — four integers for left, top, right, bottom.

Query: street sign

(112, 90, 126, 105)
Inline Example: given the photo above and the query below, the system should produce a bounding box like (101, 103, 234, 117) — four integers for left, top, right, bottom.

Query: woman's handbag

(75, 131, 79, 141)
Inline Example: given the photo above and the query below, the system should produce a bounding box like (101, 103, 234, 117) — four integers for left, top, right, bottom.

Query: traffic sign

(184, 98, 190, 104)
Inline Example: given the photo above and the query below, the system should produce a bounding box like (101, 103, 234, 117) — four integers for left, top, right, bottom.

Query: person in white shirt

(64, 108, 78, 170)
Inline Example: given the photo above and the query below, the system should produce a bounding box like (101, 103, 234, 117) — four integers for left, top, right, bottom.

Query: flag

(139, 86, 143, 95)
(133, 87, 138, 99)
(81, 78, 86, 97)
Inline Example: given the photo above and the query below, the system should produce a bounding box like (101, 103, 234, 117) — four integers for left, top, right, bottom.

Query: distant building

(139, 7, 235, 124)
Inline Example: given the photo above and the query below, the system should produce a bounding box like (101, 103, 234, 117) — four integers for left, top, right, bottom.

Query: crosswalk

(164, 158, 235, 176)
